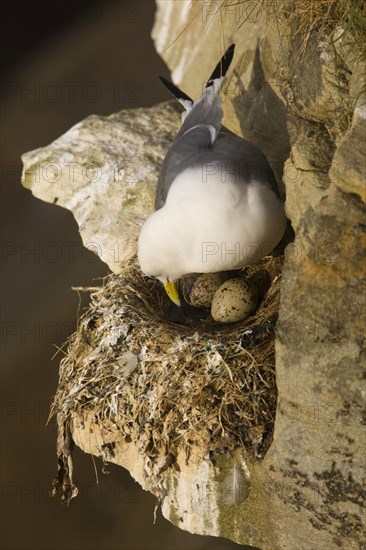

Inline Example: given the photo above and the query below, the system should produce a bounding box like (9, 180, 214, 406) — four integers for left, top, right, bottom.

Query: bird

(138, 44, 286, 307)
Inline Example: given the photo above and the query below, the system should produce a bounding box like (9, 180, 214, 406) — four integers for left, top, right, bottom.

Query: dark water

(1, 1, 254, 548)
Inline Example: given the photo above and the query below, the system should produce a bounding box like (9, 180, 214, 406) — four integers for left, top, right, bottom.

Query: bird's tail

(205, 43, 235, 95)
(158, 76, 194, 112)
(159, 44, 235, 116)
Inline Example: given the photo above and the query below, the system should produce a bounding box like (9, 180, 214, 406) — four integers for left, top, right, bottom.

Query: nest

(50, 254, 283, 503)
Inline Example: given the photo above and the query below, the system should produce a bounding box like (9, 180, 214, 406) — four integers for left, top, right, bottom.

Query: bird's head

(138, 210, 183, 306)
(158, 276, 181, 307)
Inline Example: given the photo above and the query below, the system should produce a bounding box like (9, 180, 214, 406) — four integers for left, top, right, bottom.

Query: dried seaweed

(50, 254, 283, 503)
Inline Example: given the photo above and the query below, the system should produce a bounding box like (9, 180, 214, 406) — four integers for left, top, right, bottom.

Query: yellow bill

(164, 280, 181, 306)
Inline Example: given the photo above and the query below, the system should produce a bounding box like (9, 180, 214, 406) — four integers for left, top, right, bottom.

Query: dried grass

(277, 0, 366, 55)
(50, 254, 283, 502)
(219, 0, 366, 55)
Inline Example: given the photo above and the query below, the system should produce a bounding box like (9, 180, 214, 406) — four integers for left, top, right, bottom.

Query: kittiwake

(138, 44, 287, 306)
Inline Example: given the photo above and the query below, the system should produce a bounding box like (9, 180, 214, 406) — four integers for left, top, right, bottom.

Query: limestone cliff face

(21, 2, 365, 549)
(22, 103, 181, 272)
(152, 2, 365, 549)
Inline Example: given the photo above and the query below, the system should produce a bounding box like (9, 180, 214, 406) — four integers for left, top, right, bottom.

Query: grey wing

(211, 136, 280, 197)
(155, 87, 228, 210)
(178, 90, 223, 138)
(155, 130, 280, 210)
(155, 124, 213, 210)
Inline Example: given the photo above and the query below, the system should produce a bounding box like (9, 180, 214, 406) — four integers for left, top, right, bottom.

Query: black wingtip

(208, 43, 235, 82)
(158, 76, 193, 103)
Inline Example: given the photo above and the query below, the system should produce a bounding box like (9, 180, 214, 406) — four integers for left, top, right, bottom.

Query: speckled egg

(211, 278, 257, 323)
(182, 273, 225, 309)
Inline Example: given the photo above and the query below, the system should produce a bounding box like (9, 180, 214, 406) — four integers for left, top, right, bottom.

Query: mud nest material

(51, 254, 283, 503)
